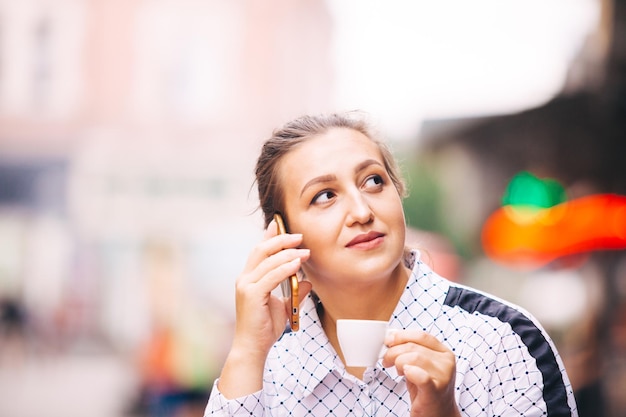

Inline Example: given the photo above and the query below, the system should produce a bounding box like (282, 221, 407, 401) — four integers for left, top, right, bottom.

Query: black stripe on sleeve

(444, 286, 572, 417)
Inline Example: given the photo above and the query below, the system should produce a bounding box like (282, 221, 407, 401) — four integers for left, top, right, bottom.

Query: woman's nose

(346, 192, 374, 225)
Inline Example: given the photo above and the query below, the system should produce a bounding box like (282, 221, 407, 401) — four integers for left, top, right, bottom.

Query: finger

(402, 364, 436, 404)
(243, 233, 305, 278)
(245, 247, 309, 285)
(246, 233, 303, 266)
(382, 344, 433, 369)
(403, 364, 431, 387)
(384, 347, 456, 391)
(263, 219, 279, 240)
(403, 363, 459, 416)
(239, 256, 304, 296)
(385, 329, 447, 352)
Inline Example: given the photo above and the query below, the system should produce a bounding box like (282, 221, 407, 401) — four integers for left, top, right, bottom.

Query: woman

(205, 112, 578, 416)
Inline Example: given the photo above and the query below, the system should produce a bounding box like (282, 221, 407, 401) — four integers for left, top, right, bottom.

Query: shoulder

(404, 251, 576, 414)
(408, 250, 562, 375)
(440, 284, 576, 415)
(407, 250, 547, 337)
(442, 281, 548, 343)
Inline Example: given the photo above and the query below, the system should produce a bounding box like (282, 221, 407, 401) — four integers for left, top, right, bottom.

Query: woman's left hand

(382, 329, 461, 417)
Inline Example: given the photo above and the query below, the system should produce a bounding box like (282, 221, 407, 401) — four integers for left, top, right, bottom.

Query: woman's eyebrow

(355, 159, 384, 173)
(300, 174, 336, 197)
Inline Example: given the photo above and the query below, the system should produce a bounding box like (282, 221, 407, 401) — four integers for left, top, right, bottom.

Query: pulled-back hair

(255, 112, 407, 227)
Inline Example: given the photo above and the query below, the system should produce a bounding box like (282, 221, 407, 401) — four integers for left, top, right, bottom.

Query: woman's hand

(233, 219, 311, 354)
(382, 329, 461, 417)
(218, 219, 311, 399)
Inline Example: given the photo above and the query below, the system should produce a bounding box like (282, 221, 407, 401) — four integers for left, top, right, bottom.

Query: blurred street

(0, 349, 140, 417)
(1, 0, 624, 415)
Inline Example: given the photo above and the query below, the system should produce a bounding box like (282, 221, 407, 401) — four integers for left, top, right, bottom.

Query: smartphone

(273, 213, 300, 331)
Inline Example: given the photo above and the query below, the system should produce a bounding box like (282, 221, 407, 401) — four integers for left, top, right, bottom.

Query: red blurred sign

(482, 194, 626, 268)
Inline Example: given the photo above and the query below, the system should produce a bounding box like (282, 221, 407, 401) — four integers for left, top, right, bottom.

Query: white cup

(336, 319, 388, 367)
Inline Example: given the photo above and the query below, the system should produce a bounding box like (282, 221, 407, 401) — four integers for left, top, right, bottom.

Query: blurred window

(0, 159, 67, 214)
(32, 17, 52, 108)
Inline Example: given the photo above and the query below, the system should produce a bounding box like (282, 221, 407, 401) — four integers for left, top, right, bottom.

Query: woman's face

(279, 127, 406, 289)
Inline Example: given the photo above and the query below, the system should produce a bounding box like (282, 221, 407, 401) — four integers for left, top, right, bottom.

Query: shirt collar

(292, 250, 425, 397)
(293, 298, 405, 396)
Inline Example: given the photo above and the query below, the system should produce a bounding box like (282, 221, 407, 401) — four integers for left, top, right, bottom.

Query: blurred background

(0, 0, 624, 416)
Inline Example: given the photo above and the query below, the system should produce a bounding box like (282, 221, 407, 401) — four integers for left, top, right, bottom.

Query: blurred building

(0, 4, 335, 413)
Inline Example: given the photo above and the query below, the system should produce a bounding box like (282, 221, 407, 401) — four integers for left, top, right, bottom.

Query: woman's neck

(314, 263, 409, 379)
(316, 263, 410, 323)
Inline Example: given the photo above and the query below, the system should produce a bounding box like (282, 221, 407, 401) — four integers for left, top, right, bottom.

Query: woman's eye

(364, 174, 384, 190)
(312, 190, 335, 205)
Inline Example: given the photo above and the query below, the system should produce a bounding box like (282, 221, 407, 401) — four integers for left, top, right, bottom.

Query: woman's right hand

(233, 219, 311, 355)
(217, 219, 311, 399)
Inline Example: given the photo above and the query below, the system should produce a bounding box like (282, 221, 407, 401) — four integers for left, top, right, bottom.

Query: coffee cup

(336, 319, 388, 367)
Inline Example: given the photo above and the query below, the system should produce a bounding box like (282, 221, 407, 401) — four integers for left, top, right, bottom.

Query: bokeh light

(482, 172, 626, 268)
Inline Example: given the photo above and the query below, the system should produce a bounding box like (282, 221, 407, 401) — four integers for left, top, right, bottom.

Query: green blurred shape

(502, 171, 566, 208)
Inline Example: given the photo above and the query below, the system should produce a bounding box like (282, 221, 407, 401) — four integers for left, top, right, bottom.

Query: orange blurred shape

(482, 194, 626, 268)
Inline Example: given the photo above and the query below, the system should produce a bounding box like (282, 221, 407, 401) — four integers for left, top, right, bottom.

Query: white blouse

(205, 251, 578, 417)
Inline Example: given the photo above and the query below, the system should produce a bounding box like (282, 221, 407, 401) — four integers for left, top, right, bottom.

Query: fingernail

(384, 328, 397, 345)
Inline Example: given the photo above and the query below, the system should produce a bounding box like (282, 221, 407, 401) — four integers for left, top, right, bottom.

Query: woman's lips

(346, 231, 385, 249)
